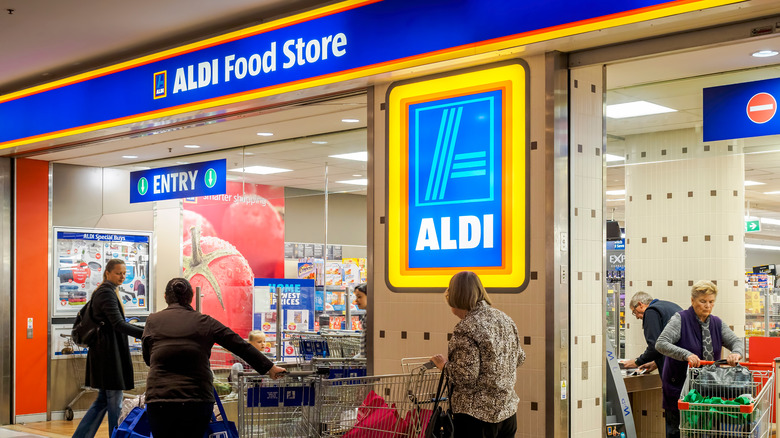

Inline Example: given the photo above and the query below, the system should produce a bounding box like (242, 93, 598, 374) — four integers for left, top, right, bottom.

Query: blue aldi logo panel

(408, 90, 503, 269)
(153, 71, 167, 99)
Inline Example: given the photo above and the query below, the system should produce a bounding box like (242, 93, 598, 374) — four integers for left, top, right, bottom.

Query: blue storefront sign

(129, 159, 226, 203)
(0, 0, 738, 149)
(703, 77, 780, 141)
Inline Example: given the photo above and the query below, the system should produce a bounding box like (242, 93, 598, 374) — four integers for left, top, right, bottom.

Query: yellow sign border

(386, 61, 528, 291)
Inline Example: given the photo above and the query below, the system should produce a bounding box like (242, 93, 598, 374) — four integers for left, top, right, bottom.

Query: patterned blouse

(444, 300, 525, 423)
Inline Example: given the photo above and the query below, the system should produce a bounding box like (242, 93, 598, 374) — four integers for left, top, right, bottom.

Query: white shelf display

(52, 227, 153, 317)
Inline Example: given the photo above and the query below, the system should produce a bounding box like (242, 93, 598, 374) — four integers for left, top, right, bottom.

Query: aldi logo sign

(153, 71, 167, 99)
(386, 61, 528, 292)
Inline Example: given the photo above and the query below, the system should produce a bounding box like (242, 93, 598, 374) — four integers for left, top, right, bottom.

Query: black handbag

(424, 371, 454, 438)
(692, 359, 752, 399)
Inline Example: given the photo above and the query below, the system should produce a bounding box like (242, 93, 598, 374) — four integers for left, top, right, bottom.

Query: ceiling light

(606, 101, 677, 119)
(763, 191, 780, 195)
(337, 179, 368, 186)
(122, 155, 138, 159)
(752, 50, 779, 58)
(353, 174, 362, 177)
(341, 118, 360, 123)
(229, 166, 292, 175)
(606, 198, 625, 202)
(760, 217, 780, 226)
(329, 151, 368, 162)
(605, 154, 625, 162)
(184, 144, 200, 149)
(312, 141, 328, 145)
(256, 132, 273, 137)
(176, 161, 189, 165)
(744, 180, 765, 186)
(746, 243, 780, 251)
(606, 189, 626, 196)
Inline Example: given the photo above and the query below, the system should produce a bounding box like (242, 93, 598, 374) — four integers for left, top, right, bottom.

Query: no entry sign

(746, 92, 777, 124)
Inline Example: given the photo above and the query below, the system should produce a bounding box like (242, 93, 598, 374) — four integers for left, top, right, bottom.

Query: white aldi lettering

(415, 215, 494, 250)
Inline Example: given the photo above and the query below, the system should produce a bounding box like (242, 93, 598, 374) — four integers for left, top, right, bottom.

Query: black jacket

(635, 299, 683, 373)
(142, 303, 274, 403)
(85, 282, 145, 390)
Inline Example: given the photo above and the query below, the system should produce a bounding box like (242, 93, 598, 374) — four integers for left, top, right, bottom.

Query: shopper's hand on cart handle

(268, 365, 288, 379)
(430, 354, 447, 370)
(687, 354, 701, 368)
(726, 353, 742, 366)
(639, 362, 657, 372)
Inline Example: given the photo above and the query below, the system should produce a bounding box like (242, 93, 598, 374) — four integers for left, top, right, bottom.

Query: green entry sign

(746, 219, 761, 233)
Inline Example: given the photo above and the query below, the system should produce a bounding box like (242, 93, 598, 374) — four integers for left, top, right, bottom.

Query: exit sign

(746, 219, 761, 232)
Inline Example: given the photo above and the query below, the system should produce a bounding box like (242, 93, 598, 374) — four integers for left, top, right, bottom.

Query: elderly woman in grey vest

(655, 280, 743, 438)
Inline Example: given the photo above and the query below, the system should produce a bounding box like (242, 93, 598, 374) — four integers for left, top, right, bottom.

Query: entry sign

(704, 77, 780, 141)
(746, 219, 761, 233)
(386, 61, 528, 292)
(129, 159, 226, 203)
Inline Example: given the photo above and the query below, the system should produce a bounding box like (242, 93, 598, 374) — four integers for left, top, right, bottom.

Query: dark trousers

(665, 409, 680, 438)
(453, 412, 517, 438)
(146, 401, 214, 438)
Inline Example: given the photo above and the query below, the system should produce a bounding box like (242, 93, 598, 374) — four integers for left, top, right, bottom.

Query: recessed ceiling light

(761, 217, 780, 225)
(752, 50, 779, 58)
(122, 155, 138, 159)
(329, 151, 367, 162)
(341, 118, 360, 123)
(229, 166, 292, 175)
(353, 174, 362, 177)
(744, 180, 765, 186)
(176, 162, 189, 165)
(606, 189, 626, 196)
(763, 191, 780, 195)
(605, 154, 625, 162)
(746, 243, 780, 251)
(606, 198, 625, 202)
(256, 132, 274, 137)
(312, 141, 328, 145)
(184, 144, 201, 149)
(606, 101, 677, 119)
(337, 179, 368, 186)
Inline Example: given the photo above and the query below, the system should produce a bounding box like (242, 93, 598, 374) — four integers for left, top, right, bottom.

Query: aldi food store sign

(386, 62, 528, 292)
(130, 159, 226, 203)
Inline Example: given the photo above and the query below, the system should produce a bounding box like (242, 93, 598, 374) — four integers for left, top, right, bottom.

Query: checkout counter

(606, 340, 666, 438)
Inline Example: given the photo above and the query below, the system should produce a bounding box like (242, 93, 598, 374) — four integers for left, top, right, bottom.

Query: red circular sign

(746, 92, 777, 124)
(285, 345, 294, 355)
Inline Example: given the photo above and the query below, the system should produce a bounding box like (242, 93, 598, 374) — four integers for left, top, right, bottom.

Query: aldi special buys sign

(0, 0, 739, 149)
(129, 159, 226, 203)
(387, 61, 528, 292)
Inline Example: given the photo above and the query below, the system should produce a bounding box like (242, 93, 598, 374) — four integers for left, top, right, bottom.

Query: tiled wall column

(570, 65, 605, 438)
(624, 129, 746, 364)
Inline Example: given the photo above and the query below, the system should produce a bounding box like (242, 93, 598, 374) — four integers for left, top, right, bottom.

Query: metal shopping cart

(678, 361, 775, 438)
(238, 370, 321, 437)
(315, 361, 443, 438)
(60, 334, 93, 421)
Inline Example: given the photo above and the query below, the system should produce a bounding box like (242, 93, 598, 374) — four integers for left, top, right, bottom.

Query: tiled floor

(0, 418, 108, 438)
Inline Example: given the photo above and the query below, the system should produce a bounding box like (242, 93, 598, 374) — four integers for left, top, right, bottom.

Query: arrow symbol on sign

(750, 222, 758, 230)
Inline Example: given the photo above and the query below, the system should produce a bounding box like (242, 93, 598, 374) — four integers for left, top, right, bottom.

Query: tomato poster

(183, 182, 285, 338)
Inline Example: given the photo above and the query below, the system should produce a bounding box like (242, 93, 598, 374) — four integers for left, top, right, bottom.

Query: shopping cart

(315, 362, 443, 437)
(678, 361, 775, 438)
(60, 334, 94, 421)
(238, 370, 320, 437)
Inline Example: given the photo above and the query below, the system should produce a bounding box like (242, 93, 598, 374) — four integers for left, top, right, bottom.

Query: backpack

(71, 298, 103, 347)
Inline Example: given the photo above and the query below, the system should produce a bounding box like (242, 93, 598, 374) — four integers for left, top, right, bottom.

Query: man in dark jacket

(623, 291, 682, 374)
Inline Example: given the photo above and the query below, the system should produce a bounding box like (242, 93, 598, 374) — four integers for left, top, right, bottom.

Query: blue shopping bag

(111, 406, 152, 438)
(204, 389, 238, 438)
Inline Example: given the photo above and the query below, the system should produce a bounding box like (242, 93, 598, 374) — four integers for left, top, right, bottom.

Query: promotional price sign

(386, 61, 528, 292)
(254, 278, 315, 333)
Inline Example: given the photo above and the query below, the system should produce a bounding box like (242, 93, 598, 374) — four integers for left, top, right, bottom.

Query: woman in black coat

(73, 259, 144, 438)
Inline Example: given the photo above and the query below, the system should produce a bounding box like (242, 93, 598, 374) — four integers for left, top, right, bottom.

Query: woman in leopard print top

(431, 271, 525, 438)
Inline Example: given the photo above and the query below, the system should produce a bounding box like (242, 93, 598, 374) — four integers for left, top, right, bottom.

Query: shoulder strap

(212, 388, 230, 424)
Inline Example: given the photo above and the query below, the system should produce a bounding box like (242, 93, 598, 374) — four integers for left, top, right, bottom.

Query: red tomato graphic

(183, 229, 253, 338)
(183, 210, 218, 243)
(221, 199, 284, 278)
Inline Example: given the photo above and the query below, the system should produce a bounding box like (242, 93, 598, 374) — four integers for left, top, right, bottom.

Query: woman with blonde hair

(656, 280, 744, 438)
(73, 259, 144, 438)
(430, 271, 525, 437)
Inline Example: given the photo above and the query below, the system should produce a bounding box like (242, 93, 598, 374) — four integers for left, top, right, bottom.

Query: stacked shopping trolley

(678, 361, 775, 438)
(237, 360, 445, 438)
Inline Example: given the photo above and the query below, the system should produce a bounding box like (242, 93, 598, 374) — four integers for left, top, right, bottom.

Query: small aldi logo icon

(153, 71, 167, 99)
